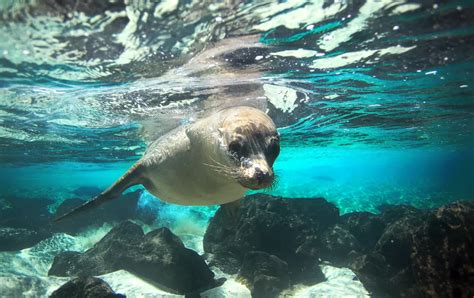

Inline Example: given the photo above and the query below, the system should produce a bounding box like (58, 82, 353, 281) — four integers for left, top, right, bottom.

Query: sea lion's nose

(255, 167, 268, 184)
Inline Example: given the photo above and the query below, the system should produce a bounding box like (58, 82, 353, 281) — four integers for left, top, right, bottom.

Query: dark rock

(48, 251, 84, 277)
(374, 214, 426, 271)
(349, 252, 388, 277)
(350, 201, 474, 298)
(206, 253, 241, 274)
(349, 206, 427, 297)
(349, 252, 420, 297)
(293, 236, 326, 285)
(0, 227, 51, 251)
(53, 190, 142, 235)
(387, 267, 419, 298)
(238, 251, 290, 298)
(378, 204, 422, 225)
(0, 190, 145, 237)
(341, 211, 385, 251)
(347, 253, 391, 297)
(204, 194, 337, 286)
(50, 276, 125, 298)
(319, 224, 362, 266)
(0, 197, 53, 230)
(49, 221, 220, 295)
(411, 201, 474, 297)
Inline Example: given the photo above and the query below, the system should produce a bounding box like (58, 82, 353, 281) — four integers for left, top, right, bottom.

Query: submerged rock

(205, 195, 474, 297)
(238, 251, 290, 298)
(204, 194, 338, 291)
(0, 197, 53, 230)
(378, 204, 422, 225)
(1, 189, 146, 241)
(412, 201, 474, 297)
(375, 213, 426, 271)
(319, 224, 362, 267)
(348, 201, 474, 297)
(52, 190, 142, 235)
(341, 211, 385, 251)
(0, 227, 52, 251)
(49, 221, 222, 295)
(347, 252, 391, 296)
(50, 276, 125, 298)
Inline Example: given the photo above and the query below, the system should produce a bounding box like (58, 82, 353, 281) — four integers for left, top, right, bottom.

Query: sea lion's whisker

(202, 162, 224, 170)
(207, 155, 235, 171)
(203, 162, 239, 179)
(268, 174, 279, 190)
(203, 162, 233, 173)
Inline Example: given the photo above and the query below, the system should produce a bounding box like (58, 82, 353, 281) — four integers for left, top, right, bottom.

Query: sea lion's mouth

(233, 157, 275, 190)
(237, 166, 274, 190)
(245, 184, 271, 190)
(239, 179, 274, 190)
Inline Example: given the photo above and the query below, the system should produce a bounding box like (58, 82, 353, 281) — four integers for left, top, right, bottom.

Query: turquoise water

(1, 0, 473, 214)
(2, 146, 473, 215)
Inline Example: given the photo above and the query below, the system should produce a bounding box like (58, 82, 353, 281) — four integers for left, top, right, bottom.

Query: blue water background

(2, 146, 473, 214)
(1, 0, 474, 216)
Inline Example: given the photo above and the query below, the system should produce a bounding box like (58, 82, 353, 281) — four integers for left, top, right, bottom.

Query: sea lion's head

(219, 107, 280, 190)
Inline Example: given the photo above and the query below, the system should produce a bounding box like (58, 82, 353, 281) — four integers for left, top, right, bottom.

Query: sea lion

(54, 106, 280, 222)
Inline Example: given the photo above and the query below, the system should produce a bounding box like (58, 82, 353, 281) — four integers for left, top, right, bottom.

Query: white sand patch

(289, 265, 369, 297)
(202, 267, 251, 298)
(97, 270, 175, 297)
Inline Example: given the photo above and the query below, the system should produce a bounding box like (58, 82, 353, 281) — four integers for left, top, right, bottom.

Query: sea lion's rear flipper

(53, 163, 143, 223)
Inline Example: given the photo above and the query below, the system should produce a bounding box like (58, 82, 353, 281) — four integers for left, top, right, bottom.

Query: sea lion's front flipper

(53, 163, 143, 223)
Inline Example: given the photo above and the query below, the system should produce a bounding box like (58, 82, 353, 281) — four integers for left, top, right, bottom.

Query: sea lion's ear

(218, 128, 224, 136)
(185, 124, 204, 145)
(185, 125, 196, 141)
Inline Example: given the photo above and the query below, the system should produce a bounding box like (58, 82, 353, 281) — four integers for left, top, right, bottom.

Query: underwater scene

(1, 0, 473, 297)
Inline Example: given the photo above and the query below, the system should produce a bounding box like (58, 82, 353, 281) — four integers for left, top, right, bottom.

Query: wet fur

(54, 106, 279, 222)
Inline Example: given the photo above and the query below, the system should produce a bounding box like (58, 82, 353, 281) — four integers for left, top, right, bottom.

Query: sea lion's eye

(266, 138, 280, 163)
(229, 141, 243, 156)
(228, 140, 249, 158)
